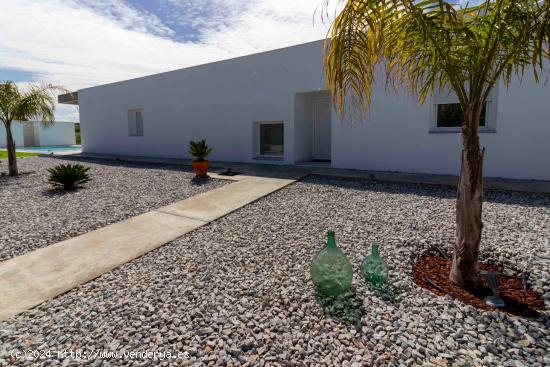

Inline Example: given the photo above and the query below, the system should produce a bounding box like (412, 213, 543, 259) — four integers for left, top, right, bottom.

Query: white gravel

(0, 176, 548, 366)
(0, 156, 227, 261)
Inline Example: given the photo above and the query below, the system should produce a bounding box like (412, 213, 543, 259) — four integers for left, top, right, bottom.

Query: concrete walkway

(0, 175, 297, 321)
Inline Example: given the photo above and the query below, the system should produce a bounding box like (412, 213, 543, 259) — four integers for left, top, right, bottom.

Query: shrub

(47, 163, 91, 190)
(188, 140, 212, 161)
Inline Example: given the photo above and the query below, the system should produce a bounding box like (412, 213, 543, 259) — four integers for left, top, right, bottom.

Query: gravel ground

(1, 176, 549, 366)
(0, 156, 227, 261)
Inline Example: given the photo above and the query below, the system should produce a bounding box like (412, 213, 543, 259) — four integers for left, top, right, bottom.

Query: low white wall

(1, 122, 76, 148)
(36, 122, 76, 146)
(0, 124, 25, 148)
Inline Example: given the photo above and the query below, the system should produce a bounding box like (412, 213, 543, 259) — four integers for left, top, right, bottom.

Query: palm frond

(0, 81, 20, 126)
(324, 0, 550, 119)
(0, 81, 68, 127)
(14, 83, 68, 127)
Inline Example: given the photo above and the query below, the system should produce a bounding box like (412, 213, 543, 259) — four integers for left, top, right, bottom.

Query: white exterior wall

(78, 40, 550, 180)
(331, 72, 550, 180)
(35, 122, 76, 146)
(0, 124, 25, 148)
(79, 41, 326, 164)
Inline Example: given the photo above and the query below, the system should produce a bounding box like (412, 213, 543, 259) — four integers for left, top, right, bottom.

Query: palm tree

(324, 0, 549, 290)
(0, 81, 64, 176)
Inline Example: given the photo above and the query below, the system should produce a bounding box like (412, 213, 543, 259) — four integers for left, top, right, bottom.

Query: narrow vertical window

(135, 110, 144, 136)
(128, 109, 144, 136)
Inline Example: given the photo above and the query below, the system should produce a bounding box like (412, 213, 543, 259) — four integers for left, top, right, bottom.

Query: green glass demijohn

(310, 231, 353, 297)
(361, 244, 389, 286)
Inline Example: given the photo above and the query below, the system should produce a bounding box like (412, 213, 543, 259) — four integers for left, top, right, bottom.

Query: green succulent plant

(47, 163, 91, 190)
(188, 140, 212, 161)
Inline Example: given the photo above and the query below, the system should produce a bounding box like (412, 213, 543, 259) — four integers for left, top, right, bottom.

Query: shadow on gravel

(304, 175, 550, 208)
(42, 155, 197, 174)
(0, 175, 18, 186)
(316, 289, 363, 330)
(41, 187, 84, 197)
(0, 171, 36, 186)
(367, 282, 400, 303)
(190, 177, 213, 186)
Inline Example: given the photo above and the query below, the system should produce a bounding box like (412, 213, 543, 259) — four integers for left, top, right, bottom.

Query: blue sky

(129, 0, 203, 41)
(0, 0, 338, 121)
(0, 68, 38, 83)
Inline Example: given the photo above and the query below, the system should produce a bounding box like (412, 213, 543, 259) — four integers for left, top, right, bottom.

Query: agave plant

(47, 163, 91, 190)
(188, 140, 212, 162)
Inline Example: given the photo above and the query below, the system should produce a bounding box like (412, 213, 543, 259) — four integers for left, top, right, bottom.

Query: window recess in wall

(254, 121, 284, 159)
(430, 88, 497, 133)
(436, 103, 487, 128)
(128, 109, 144, 136)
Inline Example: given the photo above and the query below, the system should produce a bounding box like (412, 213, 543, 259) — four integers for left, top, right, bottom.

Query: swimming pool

(16, 146, 82, 153)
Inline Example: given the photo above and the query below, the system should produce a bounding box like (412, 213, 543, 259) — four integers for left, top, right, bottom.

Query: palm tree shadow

(315, 288, 363, 329)
(0, 170, 35, 181)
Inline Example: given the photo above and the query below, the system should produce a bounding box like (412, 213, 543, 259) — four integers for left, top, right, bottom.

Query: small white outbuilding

(0, 121, 77, 148)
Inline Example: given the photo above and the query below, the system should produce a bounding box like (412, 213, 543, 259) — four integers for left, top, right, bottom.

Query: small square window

(437, 103, 486, 128)
(258, 122, 284, 156)
(128, 109, 144, 136)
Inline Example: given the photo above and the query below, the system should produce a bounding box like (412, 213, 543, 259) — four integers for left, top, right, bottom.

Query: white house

(0, 121, 76, 148)
(61, 40, 550, 180)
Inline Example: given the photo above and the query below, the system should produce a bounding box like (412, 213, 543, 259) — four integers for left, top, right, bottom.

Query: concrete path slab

(158, 176, 297, 222)
(0, 176, 297, 321)
(0, 211, 205, 321)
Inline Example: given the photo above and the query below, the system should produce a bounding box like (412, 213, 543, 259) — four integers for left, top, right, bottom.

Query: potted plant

(188, 139, 212, 177)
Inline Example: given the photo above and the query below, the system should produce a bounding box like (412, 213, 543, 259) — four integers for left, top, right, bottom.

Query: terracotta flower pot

(192, 160, 209, 177)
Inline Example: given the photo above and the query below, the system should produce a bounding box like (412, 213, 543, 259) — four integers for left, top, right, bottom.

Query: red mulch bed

(412, 256, 545, 318)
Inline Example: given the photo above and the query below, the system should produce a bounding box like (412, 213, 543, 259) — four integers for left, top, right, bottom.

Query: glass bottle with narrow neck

(327, 231, 337, 248)
(361, 243, 389, 286)
(310, 231, 353, 297)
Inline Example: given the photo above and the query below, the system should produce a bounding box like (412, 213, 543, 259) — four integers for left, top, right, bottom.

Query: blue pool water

(16, 146, 82, 153)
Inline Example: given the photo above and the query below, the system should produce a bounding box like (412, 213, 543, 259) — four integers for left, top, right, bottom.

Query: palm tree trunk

(450, 109, 484, 290)
(5, 121, 18, 176)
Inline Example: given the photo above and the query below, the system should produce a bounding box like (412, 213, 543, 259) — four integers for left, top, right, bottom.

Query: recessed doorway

(294, 90, 332, 165)
(312, 95, 331, 161)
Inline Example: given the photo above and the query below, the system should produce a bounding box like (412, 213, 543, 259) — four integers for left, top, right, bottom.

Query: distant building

(0, 121, 77, 148)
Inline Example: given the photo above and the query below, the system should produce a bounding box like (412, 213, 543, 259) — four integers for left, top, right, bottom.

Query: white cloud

(161, 0, 251, 36)
(0, 0, 341, 120)
(75, 0, 176, 37)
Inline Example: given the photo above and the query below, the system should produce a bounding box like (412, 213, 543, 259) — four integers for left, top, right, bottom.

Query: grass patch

(0, 151, 40, 159)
